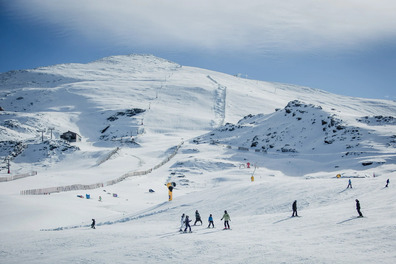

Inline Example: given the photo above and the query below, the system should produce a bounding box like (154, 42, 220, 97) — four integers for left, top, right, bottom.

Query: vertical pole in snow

(251, 165, 257, 182)
(7, 158, 10, 174)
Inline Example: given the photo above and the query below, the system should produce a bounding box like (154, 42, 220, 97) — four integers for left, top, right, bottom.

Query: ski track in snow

(207, 75, 226, 128)
(43, 202, 179, 231)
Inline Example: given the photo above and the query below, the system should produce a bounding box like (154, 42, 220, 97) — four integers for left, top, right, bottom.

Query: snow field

(2, 141, 396, 263)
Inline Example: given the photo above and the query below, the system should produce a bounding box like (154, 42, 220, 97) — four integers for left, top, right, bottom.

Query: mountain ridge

(1, 54, 395, 176)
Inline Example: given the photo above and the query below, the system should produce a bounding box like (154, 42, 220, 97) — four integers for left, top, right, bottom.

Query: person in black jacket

(184, 215, 192, 232)
(292, 200, 298, 217)
(385, 179, 389, 188)
(194, 210, 202, 225)
(356, 199, 363, 217)
(91, 219, 96, 229)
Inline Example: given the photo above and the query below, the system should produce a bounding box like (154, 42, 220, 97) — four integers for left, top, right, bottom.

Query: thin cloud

(8, 0, 396, 53)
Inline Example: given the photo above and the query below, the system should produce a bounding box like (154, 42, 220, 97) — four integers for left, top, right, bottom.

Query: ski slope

(0, 54, 395, 263)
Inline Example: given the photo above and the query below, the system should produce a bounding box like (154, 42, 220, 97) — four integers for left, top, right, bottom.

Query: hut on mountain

(60, 131, 81, 142)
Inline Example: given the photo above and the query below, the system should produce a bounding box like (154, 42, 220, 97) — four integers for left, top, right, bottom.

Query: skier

(221, 210, 231, 229)
(356, 199, 363, 217)
(91, 219, 96, 229)
(184, 215, 192, 233)
(347, 179, 352, 189)
(385, 179, 389, 188)
(179, 213, 185, 232)
(292, 200, 298, 217)
(208, 214, 214, 228)
(194, 210, 202, 226)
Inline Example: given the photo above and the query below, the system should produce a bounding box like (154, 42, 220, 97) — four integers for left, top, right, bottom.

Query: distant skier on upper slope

(347, 179, 352, 189)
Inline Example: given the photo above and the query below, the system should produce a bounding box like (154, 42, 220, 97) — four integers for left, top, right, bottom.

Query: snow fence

(20, 142, 183, 195)
(0, 171, 37, 182)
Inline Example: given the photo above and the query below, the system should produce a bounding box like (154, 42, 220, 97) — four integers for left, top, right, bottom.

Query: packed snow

(0, 54, 395, 263)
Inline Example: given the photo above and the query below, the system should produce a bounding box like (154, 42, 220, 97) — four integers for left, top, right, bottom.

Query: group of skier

(291, 178, 391, 219)
(180, 210, 230, 232)
(347, 178, 389, 189)
(350, 178, 389, 217)
(90, 178, 390, 230)
(292, 198, 363, 218)
(179, 177, 390, 233)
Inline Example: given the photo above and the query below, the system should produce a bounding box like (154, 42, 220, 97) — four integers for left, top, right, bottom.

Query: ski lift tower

(48, 127, 55, 139)
(37, 129, 46, 142)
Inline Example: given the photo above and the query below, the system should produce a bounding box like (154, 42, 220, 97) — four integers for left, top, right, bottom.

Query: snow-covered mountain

(0, 54, 395, 263)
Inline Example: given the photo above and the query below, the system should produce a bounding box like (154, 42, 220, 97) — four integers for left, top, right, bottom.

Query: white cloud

(11, 0, 396, 53)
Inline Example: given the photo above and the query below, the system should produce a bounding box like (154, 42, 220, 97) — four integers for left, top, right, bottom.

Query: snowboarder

(91, 219, 96, 229)
(208, 214, 214, 228)
(184, 215, 192, 233)
(292, 200, 298, 217)
(221, 210, 231, 229)
(179, 213, 185, 231)
(356, 199, 363, 217)
(194, 210, 202, 225)
(347, 179, 352, 188)
(385, 179, 389, 188)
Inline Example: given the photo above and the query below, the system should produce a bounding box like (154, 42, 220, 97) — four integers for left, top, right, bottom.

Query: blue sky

(1, 0, 396, 100)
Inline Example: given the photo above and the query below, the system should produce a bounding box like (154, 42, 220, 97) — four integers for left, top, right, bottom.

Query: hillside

(197, 100, 396, 175)
(0, 54, 395, 263)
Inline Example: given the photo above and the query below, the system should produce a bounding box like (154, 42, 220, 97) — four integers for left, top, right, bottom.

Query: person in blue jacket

(347, 179, 352, 188)
(208, 214, 214, 228)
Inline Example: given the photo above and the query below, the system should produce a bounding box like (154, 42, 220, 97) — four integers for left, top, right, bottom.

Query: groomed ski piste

(1, 55, 396, 263)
